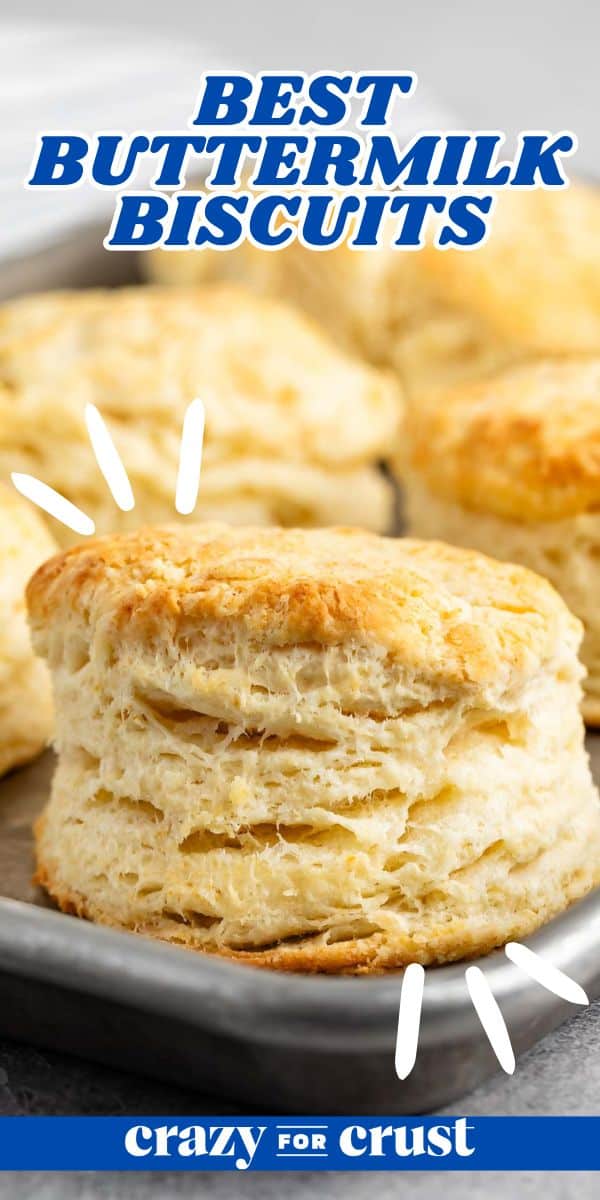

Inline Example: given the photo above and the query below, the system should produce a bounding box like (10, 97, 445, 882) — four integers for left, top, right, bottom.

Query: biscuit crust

(404, 358, 600, 523)
(27, 523, 578, 697)
(402, 359, 600, 722)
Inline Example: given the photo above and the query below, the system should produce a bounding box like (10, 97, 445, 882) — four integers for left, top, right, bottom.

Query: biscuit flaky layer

(0, 483, 56, 775)
(0, 285, 400, 542)
(29, 524, 600, 972)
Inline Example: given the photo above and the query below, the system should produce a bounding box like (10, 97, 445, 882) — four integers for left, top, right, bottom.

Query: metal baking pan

(0, 229, 600, 1114)
(2, 746, 600, 1114)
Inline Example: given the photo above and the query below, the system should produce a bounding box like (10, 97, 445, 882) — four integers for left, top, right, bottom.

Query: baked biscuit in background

(403, 357, 600, 723)
(146, 183, 600, 398)
(0, 483, 55, 775)
(0, 285, 400, 543)
(395, 183, 600, 394)
(29, 523, 600, 972)
(147, 233, 395, 368)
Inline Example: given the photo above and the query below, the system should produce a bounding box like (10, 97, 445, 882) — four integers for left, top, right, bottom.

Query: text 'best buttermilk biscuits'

(0, 482, 56, 775)
(28, 524, 600, 973)
(0, 285, 400, 543)
(403, 358, 600, 724)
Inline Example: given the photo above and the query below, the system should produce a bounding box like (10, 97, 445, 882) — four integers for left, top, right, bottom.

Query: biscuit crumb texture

(0, 285, 400, 543)
(0, 483, 55, 775)
(29, 524, 600, 972)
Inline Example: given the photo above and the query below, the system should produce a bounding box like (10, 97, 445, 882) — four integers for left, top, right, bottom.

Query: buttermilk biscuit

(396, 182, 600, 394)
(147, 236, 396, 366)
(29, 523, 600, 973)
(0, 285, 400, 543)
(0, 483, 55, 775)
(147, 183, 600, 395)
(403, 358, 600, 723)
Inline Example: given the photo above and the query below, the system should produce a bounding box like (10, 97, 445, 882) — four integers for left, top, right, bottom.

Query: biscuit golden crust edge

(404, 358, 600, 523)
(26, 523, 580, 694)
(33, 850, 600, 976)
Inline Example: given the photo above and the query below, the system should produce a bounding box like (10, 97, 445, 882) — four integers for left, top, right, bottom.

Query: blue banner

(0, 1117, 596, 1170)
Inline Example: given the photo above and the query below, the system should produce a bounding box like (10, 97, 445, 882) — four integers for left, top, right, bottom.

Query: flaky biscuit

(0, 285, 400, 543)
(403, 358, 600, 721)
(417, 184, 600, 354)
(29, 523, 600, 972)
(148, 237, 395, 366)
(403, 358, 600, 523)
(0, 483, 55, 774)
(146, 184, 600, 397)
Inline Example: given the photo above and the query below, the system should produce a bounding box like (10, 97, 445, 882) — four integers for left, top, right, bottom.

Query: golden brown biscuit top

(27, 523, 578, 695)
(0, 284, 400, 467)
(405, 358, 600, 521)
(418, 184, 600, 353)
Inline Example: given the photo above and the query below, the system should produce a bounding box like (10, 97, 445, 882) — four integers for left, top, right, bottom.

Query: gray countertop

(0, 1169, 591, 1200)
(0, 1171, 592, 1200)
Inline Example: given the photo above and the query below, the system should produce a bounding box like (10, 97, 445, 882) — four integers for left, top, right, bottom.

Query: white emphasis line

(85, 403, 135, 512)
(175, 397, 205, 516)
(506, 942, 589, 1006)
(465, 965, 515, 1075)
(11, 473, 95, 537)
(395, 962, 425, 1081)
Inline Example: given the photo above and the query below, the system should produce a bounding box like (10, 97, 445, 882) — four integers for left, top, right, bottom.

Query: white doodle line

(11, 474, 96, 536)
(85, 403, 135, 513)
(175, 397, 205, 516)
(395, 944, 589, 1081)
(12, 397, 206, 534)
